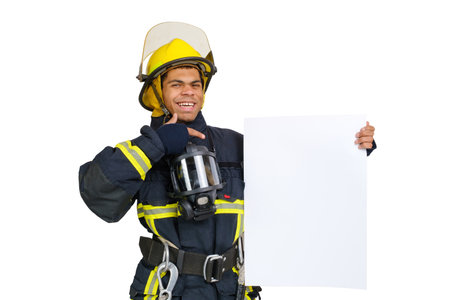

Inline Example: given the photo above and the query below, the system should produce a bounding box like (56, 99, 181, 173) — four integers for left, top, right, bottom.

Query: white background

(1, 0, 449, 299)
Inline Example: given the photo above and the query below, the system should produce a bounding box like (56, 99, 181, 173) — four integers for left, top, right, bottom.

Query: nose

(181, 85, 195, 95)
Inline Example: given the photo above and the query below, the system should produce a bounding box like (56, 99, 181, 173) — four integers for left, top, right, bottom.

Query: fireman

(79, 22, 261, 300)
(79, 22, 376, 300)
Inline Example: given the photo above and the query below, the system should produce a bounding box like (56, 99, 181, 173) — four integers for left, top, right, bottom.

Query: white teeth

(178, 102, 194, 107)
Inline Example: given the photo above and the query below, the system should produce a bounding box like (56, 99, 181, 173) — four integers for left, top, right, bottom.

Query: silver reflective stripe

(117, 141, 150, 173)
(147, 268, 159, 296)
(138, 206, 177, 216)
(144, 266, 164, 297)
(181, 158, 192, 190)
(208, 156, 220, 185)
(239, 214, 244, 236)
(215, 203, 244, 211)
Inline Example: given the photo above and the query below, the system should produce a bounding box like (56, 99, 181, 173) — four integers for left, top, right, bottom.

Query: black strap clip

(203, 254, 226, 283)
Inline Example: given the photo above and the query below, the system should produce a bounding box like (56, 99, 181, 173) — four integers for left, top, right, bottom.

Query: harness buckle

(203, 254, 225, 283)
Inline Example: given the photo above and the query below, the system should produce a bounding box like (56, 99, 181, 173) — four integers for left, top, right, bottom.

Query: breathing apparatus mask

(169, 143, 224, 221)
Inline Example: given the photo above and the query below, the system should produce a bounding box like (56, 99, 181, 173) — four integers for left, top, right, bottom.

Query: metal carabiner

(236, 235, 244, 268)
(157, 261, 179, 300)
(156, 240, 179, 300)
(160, 239, 170, 272)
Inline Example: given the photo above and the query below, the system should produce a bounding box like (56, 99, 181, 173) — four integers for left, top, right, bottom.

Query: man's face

(162, 67, 204, 123)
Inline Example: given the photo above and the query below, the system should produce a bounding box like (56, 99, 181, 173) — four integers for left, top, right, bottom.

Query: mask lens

(206, 155, 220, 185)
(174, 154, 221, 193)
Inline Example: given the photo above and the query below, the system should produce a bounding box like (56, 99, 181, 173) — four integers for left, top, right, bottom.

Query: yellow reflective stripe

(232, 266, 239, 275)
(215, 199, 245, 242)
(234, 213, 244, 242)
(143, 265, 166, 298)
(116, 141, 151, 180)
(143, 266, 157, 296)
(137, 203, 178, 237)
(215, 199, 244, 214)
(137, 200, 244, 238)
(216, 208, 244, 214)
(245, 286, 254, 300)
(138, 203, 178, 217)
(216, 199, 244, 205)
(150, 219, 160, 237)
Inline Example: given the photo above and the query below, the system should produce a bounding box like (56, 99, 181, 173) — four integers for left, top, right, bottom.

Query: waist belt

(139, 236, 239, 283)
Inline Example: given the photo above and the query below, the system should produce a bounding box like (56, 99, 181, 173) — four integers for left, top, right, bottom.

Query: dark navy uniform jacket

(79, 112, 245, 299)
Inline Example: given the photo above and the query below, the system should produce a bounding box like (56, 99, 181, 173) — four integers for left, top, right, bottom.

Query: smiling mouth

(177, 102, 195, 108)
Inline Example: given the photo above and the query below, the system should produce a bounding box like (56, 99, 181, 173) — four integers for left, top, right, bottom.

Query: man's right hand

(156, 113, 205, 155)
(166, 113, 205, 139)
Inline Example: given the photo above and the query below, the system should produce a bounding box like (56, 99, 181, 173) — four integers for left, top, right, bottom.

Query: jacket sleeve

(79, 126, 165, 223)
(366, 139, 377, 156)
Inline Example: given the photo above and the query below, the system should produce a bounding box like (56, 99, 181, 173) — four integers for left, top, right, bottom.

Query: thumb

(361, 121, 369, 131)
(166, 113, 178, 124)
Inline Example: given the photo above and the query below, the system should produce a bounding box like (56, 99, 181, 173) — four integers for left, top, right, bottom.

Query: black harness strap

(206, 127, 216, 153)
(218, 162, 243, 168)
(139, 236, 238, 282)
(176, 249, 185, 271)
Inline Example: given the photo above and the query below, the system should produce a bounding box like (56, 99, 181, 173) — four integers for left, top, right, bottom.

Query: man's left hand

(355, 121, 375, 149)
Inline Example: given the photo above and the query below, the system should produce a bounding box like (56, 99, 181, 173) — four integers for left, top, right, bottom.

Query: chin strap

(151, 81, 172, 119)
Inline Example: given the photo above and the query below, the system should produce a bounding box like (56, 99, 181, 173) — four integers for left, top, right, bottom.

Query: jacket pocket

(218, 167, 245, 201)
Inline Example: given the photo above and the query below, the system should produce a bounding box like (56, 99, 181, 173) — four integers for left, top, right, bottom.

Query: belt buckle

(203, 254, 225, 283)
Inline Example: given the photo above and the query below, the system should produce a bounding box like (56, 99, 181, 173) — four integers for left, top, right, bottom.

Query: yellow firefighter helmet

(137, 22, 217, 116)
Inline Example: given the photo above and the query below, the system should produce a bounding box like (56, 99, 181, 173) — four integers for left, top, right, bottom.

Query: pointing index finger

(187, 127, 205, 139)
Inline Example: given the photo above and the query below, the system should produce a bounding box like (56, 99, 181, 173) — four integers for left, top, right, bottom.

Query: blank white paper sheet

(244, 115, 367, 289)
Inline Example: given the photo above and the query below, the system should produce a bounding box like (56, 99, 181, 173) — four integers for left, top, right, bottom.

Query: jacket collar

(151, 112, 209, 149)
(150, 111, 207, 132)
(153, 111, 214, 154)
